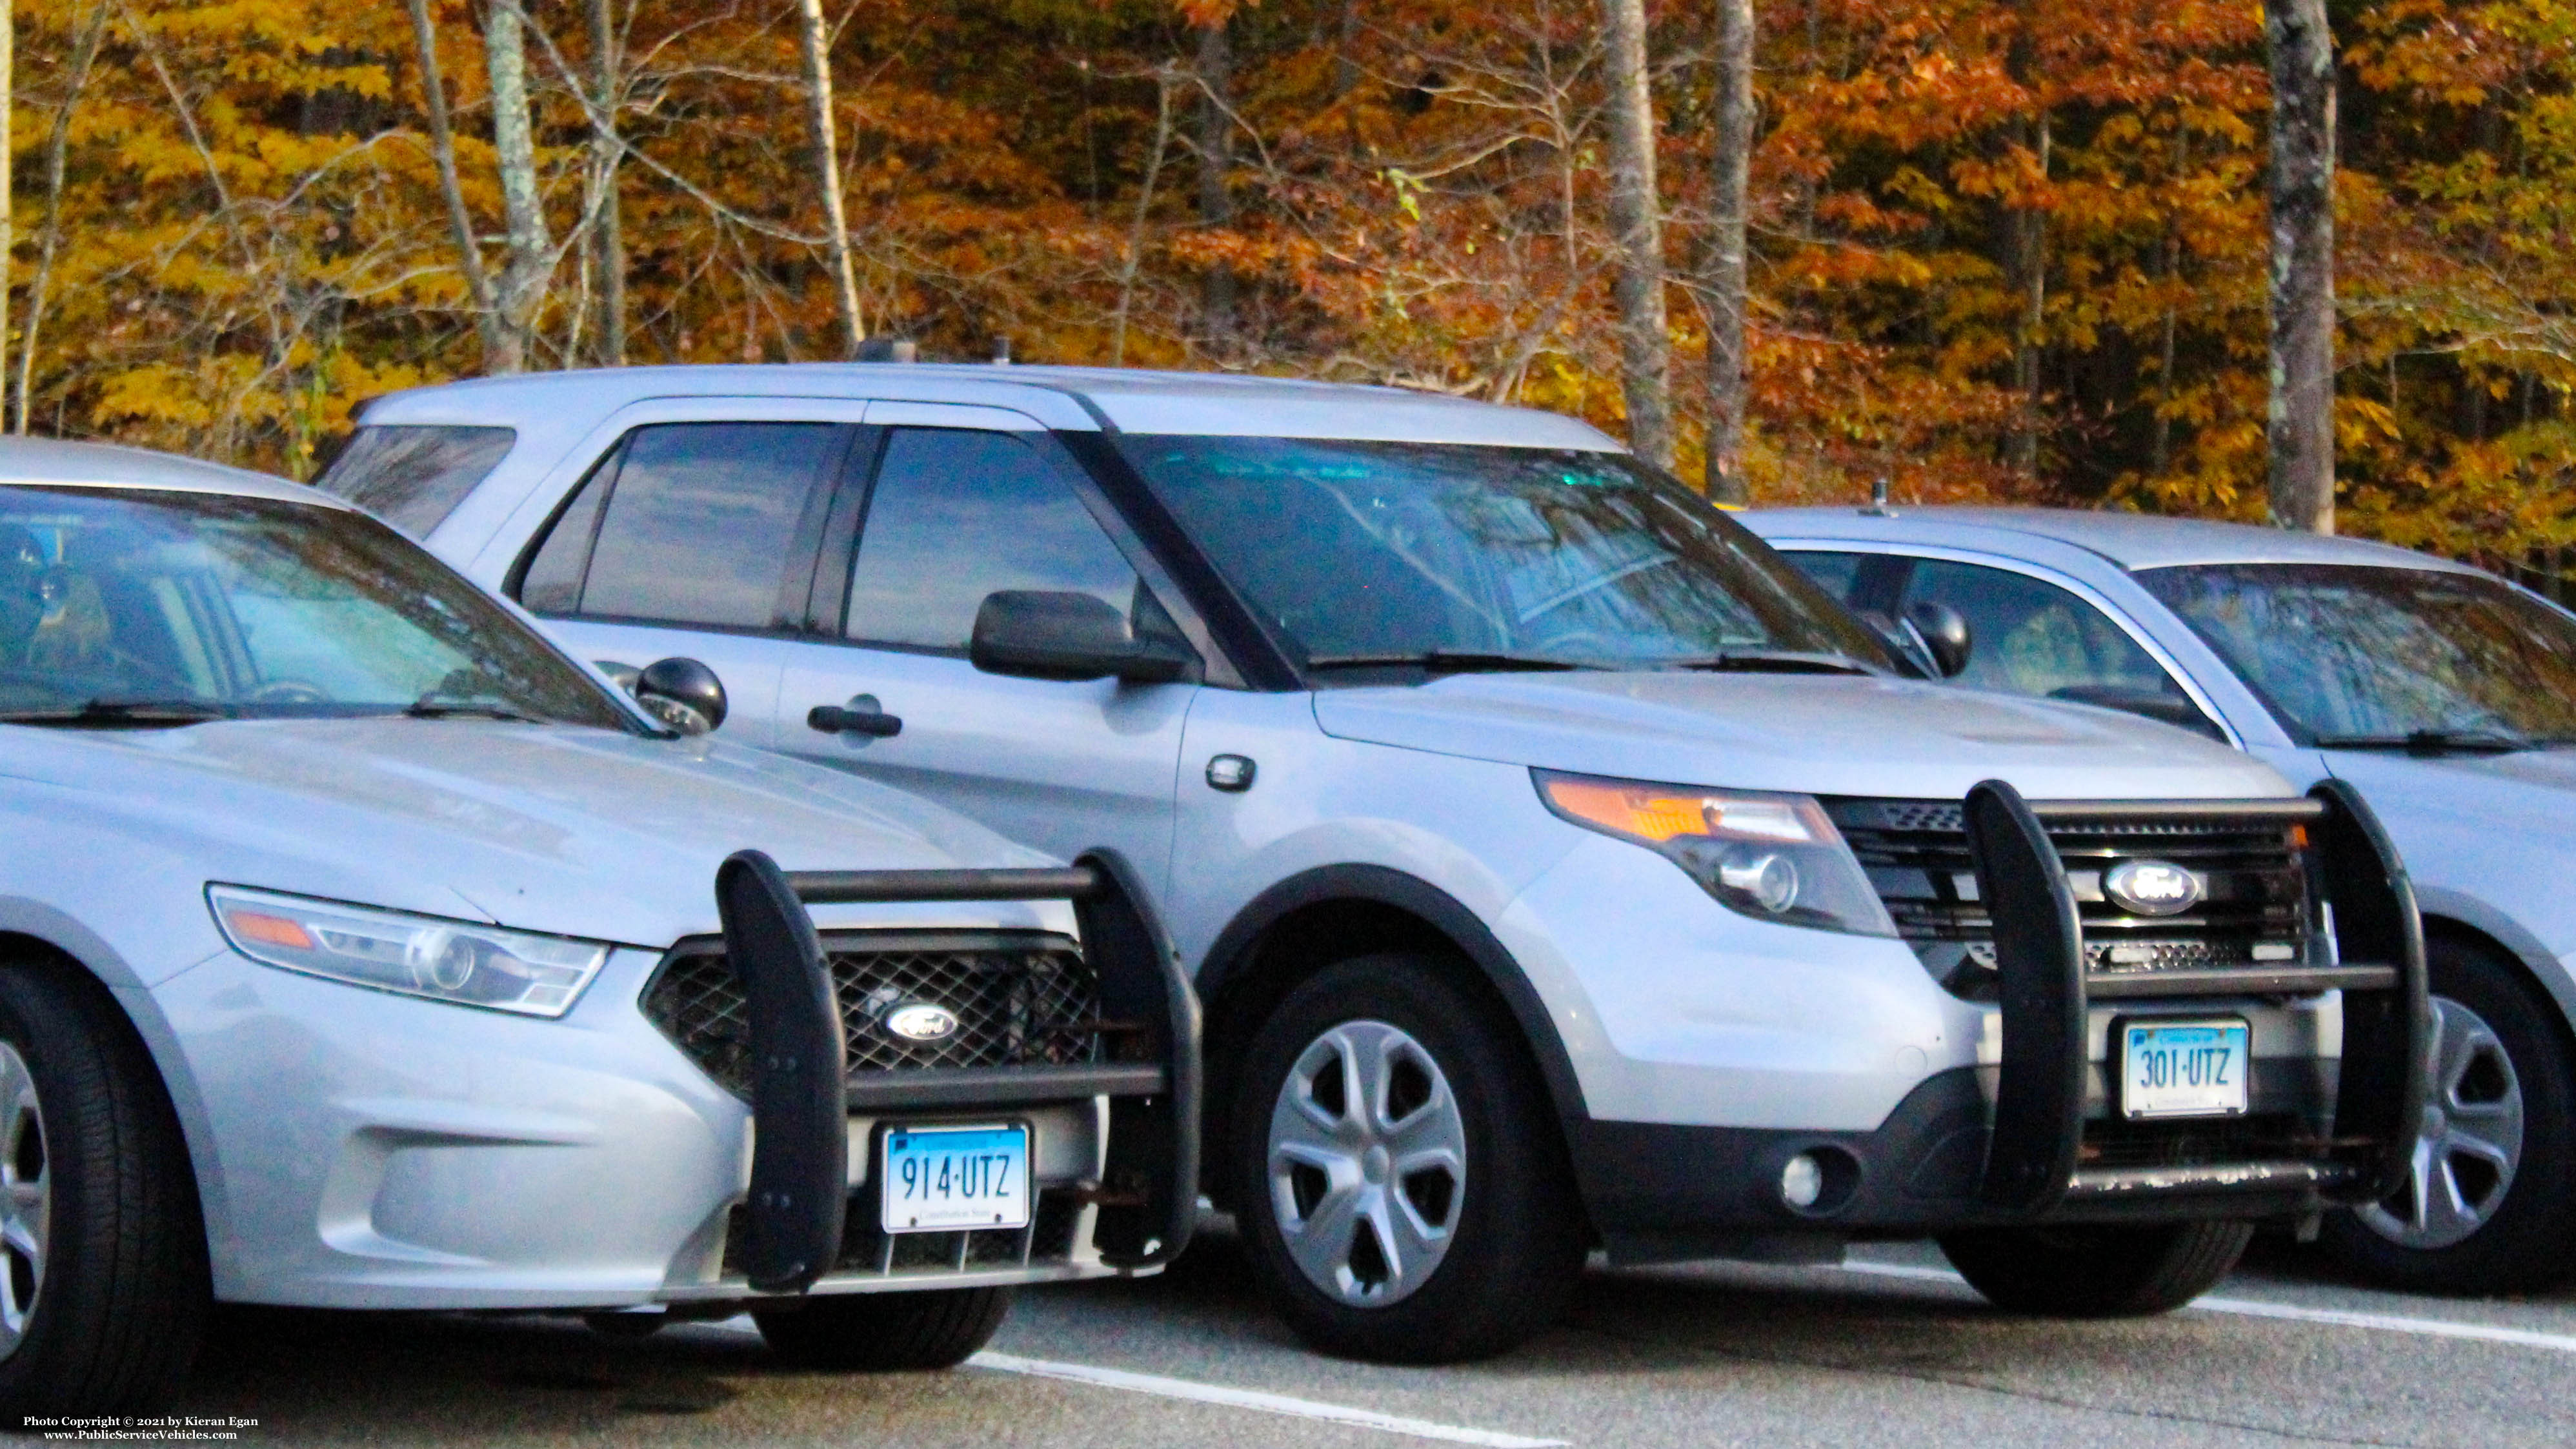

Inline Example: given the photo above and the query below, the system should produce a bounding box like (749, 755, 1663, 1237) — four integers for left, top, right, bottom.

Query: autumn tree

(2267, 0, 2337, 532)
(1705, 0, 1753, 503)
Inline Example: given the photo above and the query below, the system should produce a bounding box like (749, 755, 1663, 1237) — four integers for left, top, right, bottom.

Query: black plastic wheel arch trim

(2306, 778, 2431, 1203)
(1194, 863, 1591, 1131)
(1072, 848, 1203, 1270)
(714, 849, 1202, 1291)
(1964, 779, 2088, 1215)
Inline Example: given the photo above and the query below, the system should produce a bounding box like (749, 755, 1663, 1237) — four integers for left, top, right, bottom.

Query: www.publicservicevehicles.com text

(21, 1417, 256, 1441)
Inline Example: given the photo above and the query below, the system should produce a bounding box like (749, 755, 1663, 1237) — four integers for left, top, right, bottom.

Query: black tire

(1939, 1219, 2253, 1316)
(2317, 937, 2576, 1294)
(751, 1286, 1012, 1370)
(1229, 954, 1584, 1364)
(0, 956, 208, 1423)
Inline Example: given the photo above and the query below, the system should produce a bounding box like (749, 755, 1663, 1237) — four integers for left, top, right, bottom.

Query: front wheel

(751, 1286, 1012, 1370)
(1230, 955, 1584, 1364)
(0, 958, 208, 1420)
(1939, 1220, 2253, 1316)
(2317, 937, 2576, 1294)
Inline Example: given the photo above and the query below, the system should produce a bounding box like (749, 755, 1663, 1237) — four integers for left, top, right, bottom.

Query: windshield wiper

(1303, 651, 1598, 675)
(0, 699, 232, 728)
(2313, 728, 2541, 755)
(406, 696, 547, 723)
(1671, 649, 1878, 676)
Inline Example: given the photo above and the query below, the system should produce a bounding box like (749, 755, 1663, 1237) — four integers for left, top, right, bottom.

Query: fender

(1197, 863, 1589, 1125)
(2413, 886, 2576, 1030)
(0, 908, 236, 1294)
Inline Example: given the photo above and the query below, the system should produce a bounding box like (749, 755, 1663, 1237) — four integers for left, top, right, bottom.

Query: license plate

(881, 1124, 1030, 1232)
(2119, 1019, 2250, 1120)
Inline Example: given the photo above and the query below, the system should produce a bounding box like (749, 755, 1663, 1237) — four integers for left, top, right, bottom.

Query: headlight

(1535, 772, 1898, 937)
(207, 885, 610, 1017)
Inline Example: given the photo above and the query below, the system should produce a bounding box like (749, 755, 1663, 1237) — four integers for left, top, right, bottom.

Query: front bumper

(699, 847, 1200, 1297)
(164, 850, 1197, 1311)
(1565, 780, 2427, 1259)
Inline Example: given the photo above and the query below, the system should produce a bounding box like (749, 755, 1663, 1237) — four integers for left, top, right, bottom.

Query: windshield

(0, 485, 634, 729)
(1120, 437, 1897, 674)
(2137, 562, 2576, 748)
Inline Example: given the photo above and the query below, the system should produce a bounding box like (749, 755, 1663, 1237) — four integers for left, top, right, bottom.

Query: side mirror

(1903, 601, 1973, 679)
(970, 590, 1199, 685)
(633, 657, 728, 735)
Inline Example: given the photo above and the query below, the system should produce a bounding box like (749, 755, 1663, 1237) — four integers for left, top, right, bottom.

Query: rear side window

(514, 422, 843, 630)
(315, 425, 515, 538)
(1782, 550, 1865, 603)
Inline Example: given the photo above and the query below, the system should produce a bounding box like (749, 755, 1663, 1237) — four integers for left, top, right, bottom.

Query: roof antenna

(1863, 476, 1896, 517)
(992, 335, 1012, 366)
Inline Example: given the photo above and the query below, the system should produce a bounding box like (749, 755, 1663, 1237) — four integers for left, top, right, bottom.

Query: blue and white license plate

(881, 1124, 1030, 1232)
(2119, 1019, 2250, 1120)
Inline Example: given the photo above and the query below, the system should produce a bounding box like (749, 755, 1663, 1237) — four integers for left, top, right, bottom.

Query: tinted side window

(565, 423, 841, 630)
(843, 429, 1140, 651)
(315, 425, 515, 537)
(1903, 559, 2180, 699)
(1782, 550, 1866, 603)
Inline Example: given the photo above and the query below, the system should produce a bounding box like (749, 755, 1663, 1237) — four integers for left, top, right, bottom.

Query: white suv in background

(328, 365, 2427, 1363)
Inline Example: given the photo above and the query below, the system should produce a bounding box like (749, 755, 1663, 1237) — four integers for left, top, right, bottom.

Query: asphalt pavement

(60, 1226, 2576, 1447)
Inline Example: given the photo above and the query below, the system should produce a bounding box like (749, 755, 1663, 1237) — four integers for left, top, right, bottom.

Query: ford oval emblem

(883, 1003, 960, 1043)
(2104, 859, 2204, 917)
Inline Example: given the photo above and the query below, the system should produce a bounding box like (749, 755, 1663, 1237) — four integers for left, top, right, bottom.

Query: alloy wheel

(1265, 1020, 1466, 1306)
(0, 1043, 46, 1359)
(2357, 994, 2524, 1251)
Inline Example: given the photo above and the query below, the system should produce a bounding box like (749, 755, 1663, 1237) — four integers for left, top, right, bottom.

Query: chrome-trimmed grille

(641, 930, 1103, 1095)
(1826, 798, 2315, 991)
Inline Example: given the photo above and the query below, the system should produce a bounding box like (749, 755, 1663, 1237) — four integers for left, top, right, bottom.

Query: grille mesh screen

(642, 934, 1102, 1095)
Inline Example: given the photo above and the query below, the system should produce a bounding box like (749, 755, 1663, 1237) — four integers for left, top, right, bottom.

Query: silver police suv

(338, 365, 2426, 1363)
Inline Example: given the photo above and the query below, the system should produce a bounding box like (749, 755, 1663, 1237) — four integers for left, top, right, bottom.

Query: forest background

(3, 0, 2573, 572)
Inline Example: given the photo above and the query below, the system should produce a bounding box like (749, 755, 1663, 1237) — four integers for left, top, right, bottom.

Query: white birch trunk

(1602, 0, 1675, 468)
(797, 0, 865, 355)
(485, 0, 554, 375)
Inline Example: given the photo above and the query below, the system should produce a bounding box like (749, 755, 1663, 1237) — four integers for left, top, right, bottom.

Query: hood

(1312, 672, 2293, 801)
(2326, 746, 2576, 840)
(0, 719, 1054, 947)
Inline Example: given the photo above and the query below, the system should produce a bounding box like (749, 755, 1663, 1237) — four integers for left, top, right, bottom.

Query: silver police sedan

(1747, 504, 2576, 1296)
(0, 439, 1194, 1419)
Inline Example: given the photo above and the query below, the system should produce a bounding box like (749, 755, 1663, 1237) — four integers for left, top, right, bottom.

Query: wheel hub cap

(0, 1043, 47, 1361)
(1265, 1021, 1465, 1307)
(2356, 995, 2524, 1252)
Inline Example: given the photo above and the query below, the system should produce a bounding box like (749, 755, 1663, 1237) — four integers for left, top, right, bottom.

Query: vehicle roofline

(355, 363, 1627, 452)
(0, 437, 330, 506)
(1742, 505, 2480, 575)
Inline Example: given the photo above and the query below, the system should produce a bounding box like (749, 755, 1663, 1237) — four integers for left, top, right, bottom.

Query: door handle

(808, 703, 903, 738)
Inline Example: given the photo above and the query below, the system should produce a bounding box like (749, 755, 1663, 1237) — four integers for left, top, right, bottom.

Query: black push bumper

(714, 848, 1200, 1295)
(1967, 777, 2425, 1215)
(1573, 780, 2427, 1260)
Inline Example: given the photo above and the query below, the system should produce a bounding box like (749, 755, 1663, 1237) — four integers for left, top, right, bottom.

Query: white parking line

(1836, 1259, 2576, 1355)
(967, 1352, 1570, 1448)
